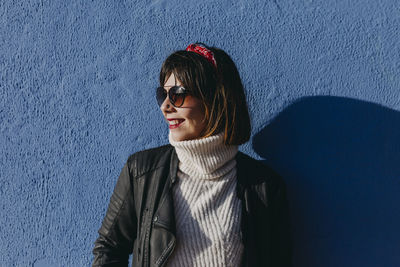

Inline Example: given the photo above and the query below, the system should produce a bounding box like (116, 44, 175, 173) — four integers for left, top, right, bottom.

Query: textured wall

(1, 0, 399, 266)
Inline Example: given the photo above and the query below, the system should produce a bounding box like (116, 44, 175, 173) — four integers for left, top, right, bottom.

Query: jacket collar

(169, 148, 179, 186)
(235, 151, 247, 200)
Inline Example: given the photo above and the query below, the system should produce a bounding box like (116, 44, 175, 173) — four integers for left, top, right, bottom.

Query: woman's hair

(159, 43, 251, 145)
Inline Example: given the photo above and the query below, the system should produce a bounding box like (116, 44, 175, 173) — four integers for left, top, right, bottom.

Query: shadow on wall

(253, 96, 400, 267)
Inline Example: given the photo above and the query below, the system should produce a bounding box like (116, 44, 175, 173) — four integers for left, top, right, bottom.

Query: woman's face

(160, 73, 207, 141)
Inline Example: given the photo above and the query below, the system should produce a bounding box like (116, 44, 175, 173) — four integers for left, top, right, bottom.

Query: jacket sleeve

(270, 178, 293, 267)
(92, 160, 137, 267)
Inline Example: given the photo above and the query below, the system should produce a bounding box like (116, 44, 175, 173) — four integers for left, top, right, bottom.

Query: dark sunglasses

(156, 86, 190, 107)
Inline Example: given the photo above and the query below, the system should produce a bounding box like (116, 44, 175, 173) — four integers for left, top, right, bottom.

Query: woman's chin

(170, 131, 196, 142)
(170, 133, 187, 142)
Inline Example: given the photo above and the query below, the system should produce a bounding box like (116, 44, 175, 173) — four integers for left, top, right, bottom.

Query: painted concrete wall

(1, 0, 399, 266)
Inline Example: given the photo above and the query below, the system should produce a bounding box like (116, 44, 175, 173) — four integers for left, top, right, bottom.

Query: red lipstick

(167, 119, 185, 129)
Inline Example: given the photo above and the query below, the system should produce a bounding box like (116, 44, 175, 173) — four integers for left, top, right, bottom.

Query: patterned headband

(185, 43, 217, 69)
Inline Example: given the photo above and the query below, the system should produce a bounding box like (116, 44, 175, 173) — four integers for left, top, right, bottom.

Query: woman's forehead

(164, 73, 182, 87)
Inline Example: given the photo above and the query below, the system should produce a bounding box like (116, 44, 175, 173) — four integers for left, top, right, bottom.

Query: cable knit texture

(166, 132, 243, 267)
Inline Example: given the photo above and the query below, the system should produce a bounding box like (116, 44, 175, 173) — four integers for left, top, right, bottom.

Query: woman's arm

(92, 161, 137, 267)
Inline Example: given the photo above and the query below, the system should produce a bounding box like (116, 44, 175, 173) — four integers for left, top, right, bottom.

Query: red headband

(185, 43, 217, 69)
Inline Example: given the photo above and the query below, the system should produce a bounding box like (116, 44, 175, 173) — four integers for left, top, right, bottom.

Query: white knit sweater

(166, 132, 244, 267)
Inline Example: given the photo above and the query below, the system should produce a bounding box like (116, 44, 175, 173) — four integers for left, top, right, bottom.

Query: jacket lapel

(236, 152, 257, 267)
(153, 148, 178, 234)
(149, 148, 178, 266)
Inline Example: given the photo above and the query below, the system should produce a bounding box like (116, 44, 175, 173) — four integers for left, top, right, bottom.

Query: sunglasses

(156, 86, 191, 107)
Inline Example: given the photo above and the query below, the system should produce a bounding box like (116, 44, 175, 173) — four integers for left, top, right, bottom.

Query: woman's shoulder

(236, 152, 281, 177)
(236, 151, 286, 190)
(125, 144, 174, 178)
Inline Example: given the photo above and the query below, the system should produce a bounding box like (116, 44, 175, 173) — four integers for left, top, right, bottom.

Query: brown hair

(159, 44, 251, 145)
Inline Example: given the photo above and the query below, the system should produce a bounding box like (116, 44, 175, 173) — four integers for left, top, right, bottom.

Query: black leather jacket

(92, 145, 292, 267)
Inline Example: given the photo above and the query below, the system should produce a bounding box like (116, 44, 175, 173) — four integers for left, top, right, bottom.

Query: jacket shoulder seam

(132, 165, 167, 180)
(127, 145, 173, 179)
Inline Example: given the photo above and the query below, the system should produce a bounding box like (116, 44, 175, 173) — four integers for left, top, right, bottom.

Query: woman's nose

(160, 96, 174, 113)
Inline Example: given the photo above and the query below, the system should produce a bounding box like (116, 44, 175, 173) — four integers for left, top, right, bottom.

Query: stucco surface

(1, 0, 399, 266)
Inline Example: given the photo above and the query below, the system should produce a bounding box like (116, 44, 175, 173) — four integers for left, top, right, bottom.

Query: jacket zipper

(157, 239, 176, 267)
(144, 179, 158, 267)
(143, 207, 151, 267)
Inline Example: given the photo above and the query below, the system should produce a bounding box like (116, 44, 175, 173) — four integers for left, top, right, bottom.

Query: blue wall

(1, 0, 399, 266)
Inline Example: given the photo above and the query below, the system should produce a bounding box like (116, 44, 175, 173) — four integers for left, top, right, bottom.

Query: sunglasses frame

(156, 85, 190, 108)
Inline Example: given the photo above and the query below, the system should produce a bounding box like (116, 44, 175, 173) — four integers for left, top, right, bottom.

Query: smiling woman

(92, 43, 292, 267)
(158, 44, 251, 145)
(159, 73, 207, 141)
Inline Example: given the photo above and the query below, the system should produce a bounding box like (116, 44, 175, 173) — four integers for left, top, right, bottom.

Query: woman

(92, 43, 292, 267)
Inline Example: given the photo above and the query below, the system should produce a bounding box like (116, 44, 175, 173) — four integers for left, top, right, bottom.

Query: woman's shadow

(253, 96, 400, 267)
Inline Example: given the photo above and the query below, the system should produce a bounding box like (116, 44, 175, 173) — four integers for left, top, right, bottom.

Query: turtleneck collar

(169, 132, 238, 180)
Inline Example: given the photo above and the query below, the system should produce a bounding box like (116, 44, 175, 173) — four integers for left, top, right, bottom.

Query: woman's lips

(168, 119, 185, 129)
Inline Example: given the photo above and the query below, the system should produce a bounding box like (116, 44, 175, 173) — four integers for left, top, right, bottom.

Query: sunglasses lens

(156, 87, 167, 107)
(156, 86, 188, 107)
(170, 86, 186, 107)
